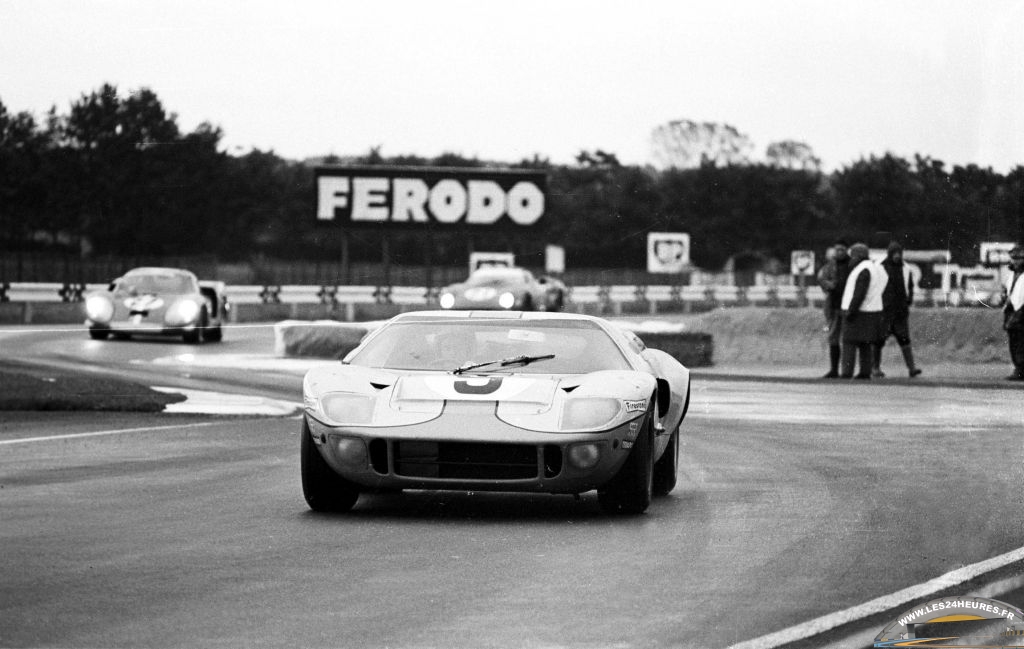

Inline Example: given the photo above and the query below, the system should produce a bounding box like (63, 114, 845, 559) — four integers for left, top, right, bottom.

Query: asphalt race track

(2, 323, 1024, 649)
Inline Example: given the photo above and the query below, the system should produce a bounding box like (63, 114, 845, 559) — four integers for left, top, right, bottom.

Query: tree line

(2, 85, 1022, 273)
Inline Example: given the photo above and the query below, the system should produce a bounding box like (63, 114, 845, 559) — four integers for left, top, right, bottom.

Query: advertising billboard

(647, 232, 691, 273)
(316, 166, 547, 228)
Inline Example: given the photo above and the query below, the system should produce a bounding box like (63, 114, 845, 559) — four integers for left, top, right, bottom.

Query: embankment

(275, 306, 1009, 367)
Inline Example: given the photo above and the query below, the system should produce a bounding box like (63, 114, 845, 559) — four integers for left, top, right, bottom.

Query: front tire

(550, 291, 565, 312)
(652, 425, 679, 496)
(183, 308, 207, 344)
(598, 415, 653, 515)
(203, 324, 223, 342)
(300, 419, 360, 512)
(88, 327, 110, 340)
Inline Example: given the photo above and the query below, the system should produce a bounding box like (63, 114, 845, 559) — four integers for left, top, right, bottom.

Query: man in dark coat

(816, 239, 851, 378)
(873, 241, 922, 377)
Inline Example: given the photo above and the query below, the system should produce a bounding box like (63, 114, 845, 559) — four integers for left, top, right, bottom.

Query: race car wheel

(300, 419, 360, 513)
(88, 327, 110, 340)
(520, 294, 533, 311)
(203, 324, 223, 343)
(598, 415, 653, 515)
(652, 425, 678, 496)
(183, 309, 207, 344)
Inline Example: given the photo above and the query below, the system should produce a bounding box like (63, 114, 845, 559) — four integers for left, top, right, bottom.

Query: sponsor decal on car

(453, 377, 503, 395)
(507, 329, 546, 342)
(124, 295, 164, 311)
(625, 421, 641, 441)
(873, 596, 1024, 647)
(624, 399, 646, 413)
(464, 287, 497, 300)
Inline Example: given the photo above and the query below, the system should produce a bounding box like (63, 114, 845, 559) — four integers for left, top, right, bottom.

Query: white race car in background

(83, 267, 228, 343)
(438, 266, 566, 311)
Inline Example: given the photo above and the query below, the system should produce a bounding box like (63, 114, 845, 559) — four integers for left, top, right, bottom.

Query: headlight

(439, 292, 455, 309)
(166, 299, 201, 325)
(560, 397, 622, 431)
(84, 295, 114, 322)
(319, 392, 375, 425)
(499, 292, 515, 309)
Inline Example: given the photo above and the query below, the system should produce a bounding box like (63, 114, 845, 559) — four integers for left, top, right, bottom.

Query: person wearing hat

(1001, 244, 1024, 380)
(840, 242, 888, 379)
(873, 241, 923, 378)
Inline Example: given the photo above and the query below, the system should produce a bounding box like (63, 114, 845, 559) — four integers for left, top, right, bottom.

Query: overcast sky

(2, 0, 1022, 171)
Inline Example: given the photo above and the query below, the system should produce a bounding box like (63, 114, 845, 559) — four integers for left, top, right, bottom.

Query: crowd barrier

(0, 281, 990, 319)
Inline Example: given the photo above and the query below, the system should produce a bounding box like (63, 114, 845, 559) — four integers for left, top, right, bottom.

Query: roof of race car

(388, 310, 610, 324)
(468, 266, 530, 278)
(122, 266, 198, 278)
(387, 311, 618, 331)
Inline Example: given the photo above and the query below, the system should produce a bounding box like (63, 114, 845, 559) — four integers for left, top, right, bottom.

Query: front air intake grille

(393, 441, 538, 480)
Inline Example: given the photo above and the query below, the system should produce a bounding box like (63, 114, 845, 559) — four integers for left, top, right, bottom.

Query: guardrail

(0, 280, 990, 317)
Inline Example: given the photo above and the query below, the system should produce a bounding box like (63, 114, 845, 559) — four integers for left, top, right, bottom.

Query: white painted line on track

(151, 386, 301, 416)
(726, 545, 1024, 649)
(0, 421, 219, 446)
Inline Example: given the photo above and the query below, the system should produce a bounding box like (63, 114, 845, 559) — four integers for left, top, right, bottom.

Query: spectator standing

(873, 241, 923, 378)
(818, 245, 837, 325)
(840, 243, 888, 379)
(816, 239, 851, 378)
(1001, 244, 1024, 380)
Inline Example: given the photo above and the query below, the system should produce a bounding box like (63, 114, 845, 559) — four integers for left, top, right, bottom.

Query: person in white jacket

(840, 243, 888, 379)
(1001, 244, 1024, 380)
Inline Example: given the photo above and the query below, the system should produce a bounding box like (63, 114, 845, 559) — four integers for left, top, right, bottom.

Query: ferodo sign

(317, 167, 546, 227)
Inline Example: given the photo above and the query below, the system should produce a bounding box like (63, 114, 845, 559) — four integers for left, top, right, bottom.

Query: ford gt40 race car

(301, 311, 690, 515)
(438, 266, 566, 311)
(83, 267, 228, 343)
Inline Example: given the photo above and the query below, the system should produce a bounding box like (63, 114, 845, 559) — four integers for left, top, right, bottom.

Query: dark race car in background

(438, 266, 566, 311)
(300, 311, 691, 515)
(83, 267, 229, 343)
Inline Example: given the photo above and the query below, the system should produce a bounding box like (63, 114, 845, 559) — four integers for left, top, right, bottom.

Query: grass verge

(0, 362, 185, 412)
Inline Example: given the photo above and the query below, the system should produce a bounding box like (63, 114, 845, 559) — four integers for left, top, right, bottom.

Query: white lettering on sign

(317, 175, 545, 225)
(317, 177, 349, 220)
(429, 179, 467, 224)
(507, 181, 544, 225)
(352, 177, 389, 222)
(391, 178, 430, 223)
(466, 180, 505, 224)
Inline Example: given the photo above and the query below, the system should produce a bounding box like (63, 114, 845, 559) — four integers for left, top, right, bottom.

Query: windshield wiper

(452, 354, 555, 375)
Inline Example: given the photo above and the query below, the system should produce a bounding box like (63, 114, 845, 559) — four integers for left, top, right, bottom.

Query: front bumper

(87, 318, 200, 336)
(304, 403, 644, 494)
(449, 298, 516, 310)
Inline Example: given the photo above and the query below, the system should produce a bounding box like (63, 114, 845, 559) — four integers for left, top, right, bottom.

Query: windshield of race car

(348, 319, 631, 373)
(116, 274, 197, 295)
(464, 268, 532, 286)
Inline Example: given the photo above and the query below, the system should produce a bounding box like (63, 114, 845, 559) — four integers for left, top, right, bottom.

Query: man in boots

(1002, 244, 1024, 380)
(817, 239, 851, 378)
(840, 243, 888, 379)
(874, 241, 923, 378)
